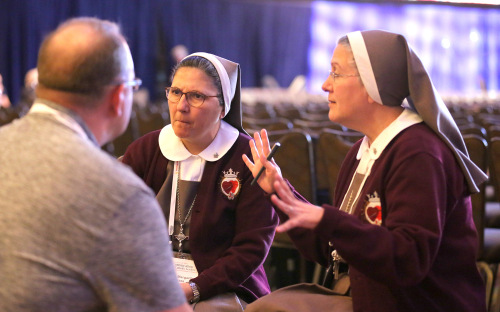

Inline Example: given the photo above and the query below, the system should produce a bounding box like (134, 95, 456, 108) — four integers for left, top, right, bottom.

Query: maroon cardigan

(282, 123, 486, 312)
(122, 130, 279, 303)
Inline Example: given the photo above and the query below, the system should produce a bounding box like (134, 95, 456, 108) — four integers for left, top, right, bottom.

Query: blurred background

(1, 0, 499, 106)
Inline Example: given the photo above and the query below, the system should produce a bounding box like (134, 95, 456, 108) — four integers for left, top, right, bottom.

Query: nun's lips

(175, 119, 191, 124)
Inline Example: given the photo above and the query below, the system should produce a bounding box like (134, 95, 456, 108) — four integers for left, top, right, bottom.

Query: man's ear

(108, 84, 125, 117)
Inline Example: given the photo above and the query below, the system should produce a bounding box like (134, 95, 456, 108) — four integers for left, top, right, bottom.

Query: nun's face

(322, 44, 371, 132)
(168, 67, 224, 154)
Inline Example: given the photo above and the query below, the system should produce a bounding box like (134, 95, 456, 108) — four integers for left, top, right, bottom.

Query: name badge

(173, 252, 198, 283)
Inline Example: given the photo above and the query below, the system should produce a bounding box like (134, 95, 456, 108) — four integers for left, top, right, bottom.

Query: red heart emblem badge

(222, 181, 236, 193)
(366, 205, 381, 223)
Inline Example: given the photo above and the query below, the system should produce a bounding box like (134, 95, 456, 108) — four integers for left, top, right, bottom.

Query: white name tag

(173, 254, 198, 283)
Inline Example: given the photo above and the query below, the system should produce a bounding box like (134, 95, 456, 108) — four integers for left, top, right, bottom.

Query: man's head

(37, 17, 133, 101)
(36, 17, 140, 145)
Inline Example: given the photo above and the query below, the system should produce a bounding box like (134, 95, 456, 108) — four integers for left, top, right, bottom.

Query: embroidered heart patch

(366, 205, 381, 222)
(222, 181, 238, 194)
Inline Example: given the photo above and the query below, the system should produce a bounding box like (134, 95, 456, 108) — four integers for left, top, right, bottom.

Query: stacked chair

(455, 105, 500, 312)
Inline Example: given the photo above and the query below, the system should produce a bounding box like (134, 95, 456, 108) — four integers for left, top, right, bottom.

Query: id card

(173, 252, 198, 283)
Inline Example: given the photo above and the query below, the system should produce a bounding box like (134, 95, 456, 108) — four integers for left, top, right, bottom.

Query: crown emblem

(366, 191, 380, 202)
(223, 168, 238, 178)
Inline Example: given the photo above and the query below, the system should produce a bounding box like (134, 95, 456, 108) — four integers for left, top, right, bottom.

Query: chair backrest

(488, 137, 500, 201)
(267, 129, 317, 205)
(464, 134, 488, 258)
(316, 128, 363, 204)
(242, 116, 293, 133)
(292, 119, 346, 137)
(459, 123, 487, 139)
(242, 102, 276, 119)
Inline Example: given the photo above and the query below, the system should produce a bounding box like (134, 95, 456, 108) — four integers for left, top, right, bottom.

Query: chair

(242, 116, 293, 133)
(135, 106, 169, 137)
(270, 129, 317, 206)
(293, 119, 346, 137)
(459, 123, 487, 139)
(316, 129, 364, 204)
(266, 129, 318, 285)
(242, 102, 276, 119)
(464, 135, 488, 256)
(464, 134, 500, 311)
(299, 111, 330, 122)
(274, 105, 303, 121)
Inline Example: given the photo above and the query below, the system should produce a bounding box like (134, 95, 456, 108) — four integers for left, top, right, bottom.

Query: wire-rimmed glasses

(329, 71, 359, 83)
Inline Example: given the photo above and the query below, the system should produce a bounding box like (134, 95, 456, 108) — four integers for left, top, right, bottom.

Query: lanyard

(338, 149, 374, 214)
(168, 161, 181, 236)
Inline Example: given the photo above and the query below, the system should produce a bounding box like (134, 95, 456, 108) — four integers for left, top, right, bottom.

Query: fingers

(242, 154, 255, 172)
(270, 192, 295, 216)
(260, 129, 271, 155)
(253, 129, 272, 163)
(253, 131, 264, 154)
(273, 177, 295, 203)
(246, 139, 259, 166)
(263, 158, 278, 175)
(276, 219, 297, 233)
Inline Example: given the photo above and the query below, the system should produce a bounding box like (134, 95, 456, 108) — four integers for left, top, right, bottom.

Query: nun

(122, 53, 278, 311)
(243, 30, 488, 312)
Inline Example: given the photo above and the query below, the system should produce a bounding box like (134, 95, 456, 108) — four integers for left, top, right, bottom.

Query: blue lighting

(308, 1, 500, 97)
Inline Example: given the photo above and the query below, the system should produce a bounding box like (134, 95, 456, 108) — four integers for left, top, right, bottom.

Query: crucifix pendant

(174, 231, 189, 253)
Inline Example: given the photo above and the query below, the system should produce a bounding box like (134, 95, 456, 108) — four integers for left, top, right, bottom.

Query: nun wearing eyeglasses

(122, 53, 278, 311)
(243, 30, 488, 312)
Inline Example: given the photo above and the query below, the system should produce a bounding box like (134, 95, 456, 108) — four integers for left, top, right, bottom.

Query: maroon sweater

(284, 123, 486, 312)
(122, 130, 278, 303)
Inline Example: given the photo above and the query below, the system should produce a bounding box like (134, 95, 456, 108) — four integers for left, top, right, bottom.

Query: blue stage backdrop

(308, 1, 500, 98)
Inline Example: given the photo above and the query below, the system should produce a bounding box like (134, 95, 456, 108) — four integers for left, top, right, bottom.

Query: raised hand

(242, 129, 282, 194)
(271, 175, 324, 232)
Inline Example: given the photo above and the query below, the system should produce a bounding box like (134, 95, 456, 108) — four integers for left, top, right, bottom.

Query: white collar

(356, 108, 422, 173)
(159, 120, 239, 162)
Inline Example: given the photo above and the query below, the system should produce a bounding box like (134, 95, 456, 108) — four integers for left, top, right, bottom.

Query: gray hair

(337, 35, 359, 73)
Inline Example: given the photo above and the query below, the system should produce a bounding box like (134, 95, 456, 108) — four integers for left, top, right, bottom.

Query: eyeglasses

(329, 71, 359, 83)
(165, 87, 219, 108)
(112, 78, 142, 92)
(121, 78, 142, 92)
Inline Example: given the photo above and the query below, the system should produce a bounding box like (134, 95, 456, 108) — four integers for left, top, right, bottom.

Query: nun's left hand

(271, 175, 324, 232)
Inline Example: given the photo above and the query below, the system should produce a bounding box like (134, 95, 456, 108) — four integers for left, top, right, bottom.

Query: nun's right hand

(242, 129, 282, 194)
